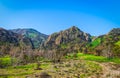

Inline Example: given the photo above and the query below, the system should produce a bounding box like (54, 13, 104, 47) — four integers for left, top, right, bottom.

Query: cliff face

(43, 26, 91, 50)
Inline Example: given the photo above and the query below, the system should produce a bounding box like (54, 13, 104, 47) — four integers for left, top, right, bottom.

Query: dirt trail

(97, 62, 120, 78)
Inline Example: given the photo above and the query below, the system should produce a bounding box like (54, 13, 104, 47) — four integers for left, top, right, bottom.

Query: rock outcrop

(43, 26, 91, 50)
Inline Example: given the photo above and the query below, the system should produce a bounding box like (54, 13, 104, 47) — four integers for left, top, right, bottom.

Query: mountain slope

(87, 28, 120, 58)
(0, 28, 34, 56)
(42, 26, 91, 51)
(11, 28, 48, 48)
(0, 28, 18, 44)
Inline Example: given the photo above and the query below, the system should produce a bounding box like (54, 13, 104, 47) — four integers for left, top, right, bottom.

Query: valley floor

(0, 53, 120, 78)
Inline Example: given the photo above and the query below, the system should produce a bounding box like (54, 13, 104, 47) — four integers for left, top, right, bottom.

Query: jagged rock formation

(42, 26, 91, 50)
(108, 28, 120, 35)
(11, 28, 48, 48)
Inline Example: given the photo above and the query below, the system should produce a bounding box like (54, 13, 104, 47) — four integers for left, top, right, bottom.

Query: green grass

(12, 61, 50, 69)
(0, 56, 12, 68)
(0, 68, 35, 77)
(0, 62, 51, 78)
(115, 41, 120, 46)
(13, 63, 36, 69)
(40, 63, 49, 68)
(89, 38, 101, 48)
(65, 53, 120, 64)
(0, 56, 51, 78)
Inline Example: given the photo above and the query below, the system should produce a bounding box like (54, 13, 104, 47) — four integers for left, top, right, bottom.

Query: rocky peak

(43, 26, 91, 49)
(108, 28, 120, 36)
(69, 26, 80, 31)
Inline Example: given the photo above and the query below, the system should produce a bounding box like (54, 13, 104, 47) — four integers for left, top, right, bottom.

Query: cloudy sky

(0, 0, 120, 36)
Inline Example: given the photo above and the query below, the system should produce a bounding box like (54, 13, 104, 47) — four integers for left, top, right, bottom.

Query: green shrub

(115, 41, 120, 46)
(0, 56, 12, 68)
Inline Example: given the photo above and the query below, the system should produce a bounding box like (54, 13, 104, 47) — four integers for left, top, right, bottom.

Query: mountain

(108, 28, 120, 36)
(1, 26, 120, 60)
(42, 26, 91, 51)
(11, 28, 48, 48)
(0, 28, 34, 56)
(87, 28, 120, 58)
(0, 28, 18, 45)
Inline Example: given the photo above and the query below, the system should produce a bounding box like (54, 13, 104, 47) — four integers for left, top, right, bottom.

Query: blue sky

(0, 0, 120, 36)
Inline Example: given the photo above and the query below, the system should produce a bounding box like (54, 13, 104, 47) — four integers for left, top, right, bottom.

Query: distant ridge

(11, 28, 48, 48)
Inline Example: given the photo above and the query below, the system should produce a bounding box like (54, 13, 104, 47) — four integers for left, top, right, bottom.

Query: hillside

(0, 26, 120, 78)
(0, 28, 35, 56)
(42, 26, 91, 51)
(1, 27, 120, 59)
(87, 28, 120, 58)
(11, 28, 48, 48)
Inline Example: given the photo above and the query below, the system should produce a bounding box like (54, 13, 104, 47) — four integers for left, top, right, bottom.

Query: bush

(0, 56, 12, 68)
